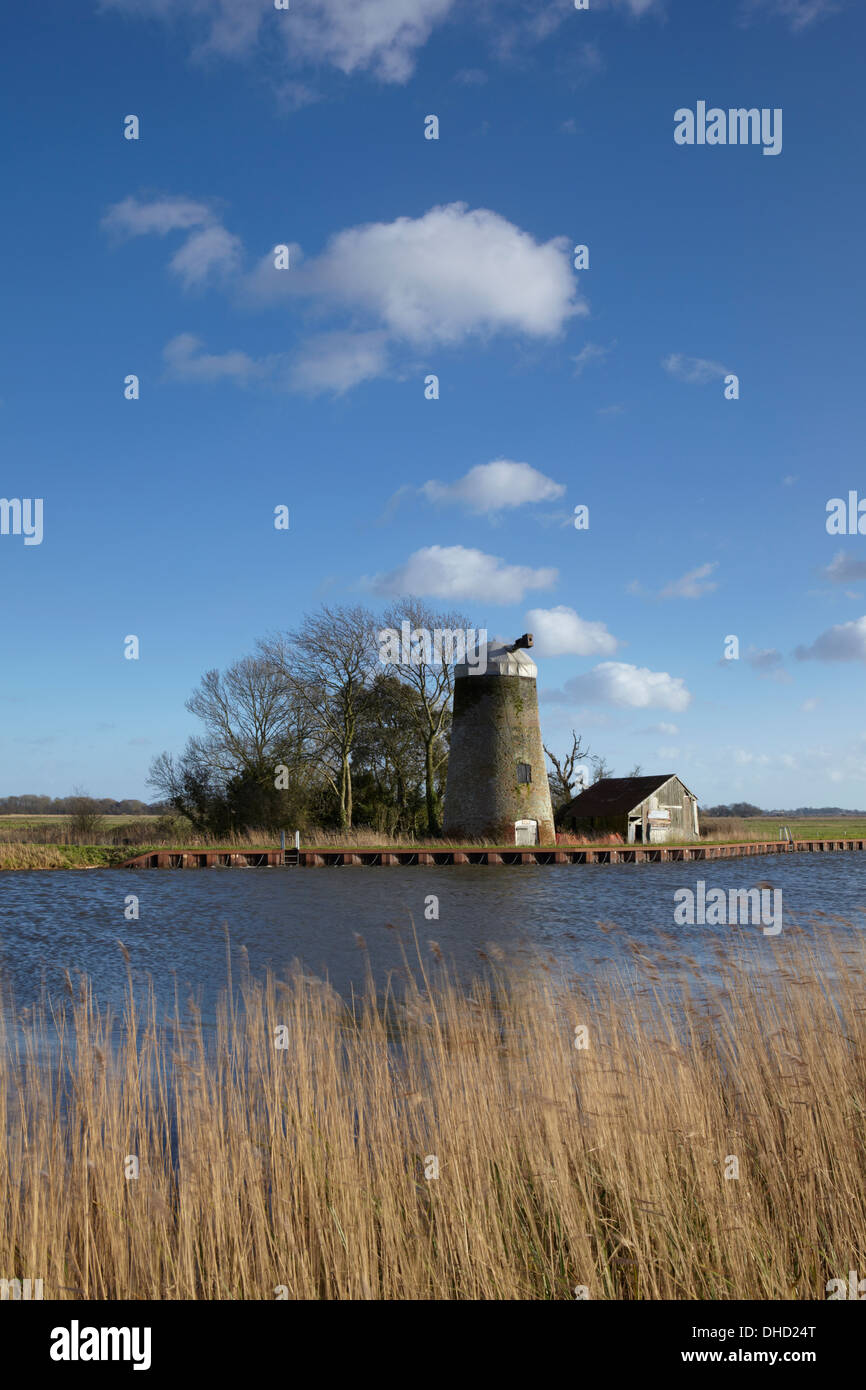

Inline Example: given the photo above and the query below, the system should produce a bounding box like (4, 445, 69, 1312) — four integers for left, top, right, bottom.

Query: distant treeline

(704, 802, 866, 818)
(0, 795, 165, 816)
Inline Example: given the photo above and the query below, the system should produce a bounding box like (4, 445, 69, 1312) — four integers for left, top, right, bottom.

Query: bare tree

(185, 656, 299, 781)
(150, 654, 320, 833)
(260, 605, 378, 829)
(544, 732, 591, 808)
(379, 599, 471, 834)
(591, 754, 614, 784)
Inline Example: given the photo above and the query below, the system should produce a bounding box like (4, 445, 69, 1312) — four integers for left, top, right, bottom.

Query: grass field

(0, 815, 161, 828)
(1, 931, 863, 1299)
(2, 814, 866, 869)
(705, 816, 866, 842)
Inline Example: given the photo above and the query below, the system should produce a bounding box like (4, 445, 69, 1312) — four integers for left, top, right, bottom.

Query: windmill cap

(455, 634, 538, 679)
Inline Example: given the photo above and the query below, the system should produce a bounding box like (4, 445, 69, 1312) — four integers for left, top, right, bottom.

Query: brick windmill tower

(442, 633, 555, 845)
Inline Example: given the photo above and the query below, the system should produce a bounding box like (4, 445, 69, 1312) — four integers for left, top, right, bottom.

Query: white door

(514, 819, 538, 846)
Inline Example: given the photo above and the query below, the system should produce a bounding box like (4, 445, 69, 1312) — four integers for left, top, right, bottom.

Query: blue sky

(1, 0, 864, 808)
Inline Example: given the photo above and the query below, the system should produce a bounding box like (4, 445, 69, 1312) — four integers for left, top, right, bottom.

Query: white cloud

(823, 552, 866, 584)
(103, 0, 666, 87)
(525, 605, 620, 657)
(102, 0, 458, 81)
(103, 195, 241, 287)
(421, 459, 565, 514)
(662, 353, 729, 385)
(659, 562, 719, 599)
(163, 333, 262, 383)
(249, 202, 584, 344)
(288, 331, 390, 395)
(640, 721, 679, 735)
(168, 224, 243, 287)
(367, 545, 557, 602)
(795, 615, 866, 663)
(105, 198, 580, 391)
(285, 0, 458, 81)
(562, 662, 692, 711)
(101, 195, 215, 238)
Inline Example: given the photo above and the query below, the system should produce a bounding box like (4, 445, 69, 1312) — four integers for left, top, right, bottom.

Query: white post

(294, 830, 300, 851)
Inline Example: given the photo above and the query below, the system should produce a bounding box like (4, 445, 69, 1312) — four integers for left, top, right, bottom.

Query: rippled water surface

(0, 854, 864, 1022)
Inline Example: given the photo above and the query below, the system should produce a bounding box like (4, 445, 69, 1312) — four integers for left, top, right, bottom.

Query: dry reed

(0, 928, 863, 1299)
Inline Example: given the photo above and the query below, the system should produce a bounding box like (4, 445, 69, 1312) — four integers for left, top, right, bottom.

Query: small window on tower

(517, 762, 532, 784)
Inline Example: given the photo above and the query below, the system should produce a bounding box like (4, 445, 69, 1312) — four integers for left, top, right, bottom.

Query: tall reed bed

(1, 929, 863, 1299)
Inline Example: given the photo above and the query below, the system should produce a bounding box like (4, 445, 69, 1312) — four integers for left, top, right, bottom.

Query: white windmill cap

(455, 633, 538, 679)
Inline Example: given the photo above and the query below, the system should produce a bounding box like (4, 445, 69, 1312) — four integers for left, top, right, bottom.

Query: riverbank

(1, 935, 862, 1299)
(3, 837, 866, 870)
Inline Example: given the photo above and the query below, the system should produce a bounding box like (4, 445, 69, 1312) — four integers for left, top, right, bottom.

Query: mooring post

(280, 831, 285, 852)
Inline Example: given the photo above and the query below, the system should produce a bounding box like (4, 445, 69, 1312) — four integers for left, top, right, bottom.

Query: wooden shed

(556, 774, 700, 844)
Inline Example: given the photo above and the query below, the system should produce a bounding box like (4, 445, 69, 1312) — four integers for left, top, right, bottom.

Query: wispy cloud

(744, 646, 790, 682)
(163, 334, 264, 384)
(168, 224, 243, 288)
(288, 331, 390, 395)
(103, 195, 242, 288)
(572, 341, 614, 377)
(101, 0, 459, 83)
(662, 353, 729, 385)
(101, 194, 215, 238)
(739, 0, 842, 32)
(659, 562, 719, 600)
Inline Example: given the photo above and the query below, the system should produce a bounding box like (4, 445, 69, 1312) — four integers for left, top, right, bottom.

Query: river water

(0, 854, 864, 1024)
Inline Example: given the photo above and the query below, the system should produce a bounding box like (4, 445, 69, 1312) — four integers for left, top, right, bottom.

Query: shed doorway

(514, 819, 538, 846)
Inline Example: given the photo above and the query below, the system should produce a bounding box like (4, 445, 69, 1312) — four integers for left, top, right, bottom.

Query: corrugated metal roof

(558, 775, 681, 819)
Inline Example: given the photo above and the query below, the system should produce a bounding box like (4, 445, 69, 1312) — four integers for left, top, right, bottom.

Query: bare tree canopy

(544, 732, 591, 809)
(379, 599, 471, 834)
(259, 605, 379, 829)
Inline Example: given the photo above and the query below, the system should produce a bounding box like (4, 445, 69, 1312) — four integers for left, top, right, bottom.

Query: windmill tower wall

(442, 636, 555, 846)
